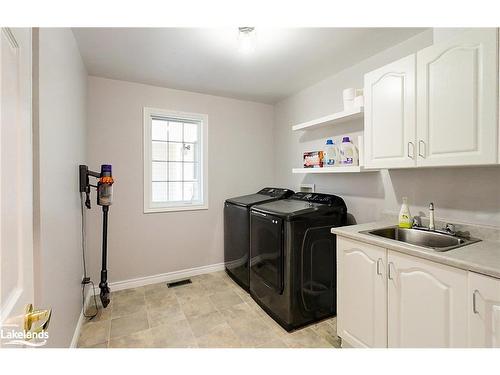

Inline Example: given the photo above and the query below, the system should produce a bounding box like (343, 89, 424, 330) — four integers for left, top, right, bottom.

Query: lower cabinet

(468, 272, 500, 347)
(387, 251, 468, 348)
(337, 236, 485, 348)
(337, 237, 387, 348)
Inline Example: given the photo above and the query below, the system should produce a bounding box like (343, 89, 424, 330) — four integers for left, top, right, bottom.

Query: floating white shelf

(292, 166, 375, 174)
(292, 106, 364, 131)
(292, 136, 378, 174)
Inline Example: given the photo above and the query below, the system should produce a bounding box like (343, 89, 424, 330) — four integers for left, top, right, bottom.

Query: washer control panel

(290, 192, 340, 205)
(258, 187, 294, 198)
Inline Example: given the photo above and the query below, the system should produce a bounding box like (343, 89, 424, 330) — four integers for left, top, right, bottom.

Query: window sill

(144, 204, 208, 214)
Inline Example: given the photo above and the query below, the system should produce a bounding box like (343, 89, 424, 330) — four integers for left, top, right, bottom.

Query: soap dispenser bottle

(398, 197, 412, 229)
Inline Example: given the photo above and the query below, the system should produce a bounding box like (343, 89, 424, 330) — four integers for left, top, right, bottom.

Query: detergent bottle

(339, 136, 359, 166)
(324, 139, 339, 167)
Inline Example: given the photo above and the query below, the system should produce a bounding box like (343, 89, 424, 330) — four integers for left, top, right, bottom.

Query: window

(143, 108, 208, 213)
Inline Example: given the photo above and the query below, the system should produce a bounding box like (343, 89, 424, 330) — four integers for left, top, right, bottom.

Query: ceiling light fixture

(238, 27, 256, 54)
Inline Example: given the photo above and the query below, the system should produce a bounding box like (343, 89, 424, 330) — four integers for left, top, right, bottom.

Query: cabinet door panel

(417, 29, 498, 166)
(388, 251, 467, 348)
(364, 54, 416, 169)
(337, 237, 387, 348)
(468, 272, 500, 347)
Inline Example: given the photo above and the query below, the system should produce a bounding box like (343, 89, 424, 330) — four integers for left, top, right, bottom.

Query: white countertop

(331, 220, 500, 279)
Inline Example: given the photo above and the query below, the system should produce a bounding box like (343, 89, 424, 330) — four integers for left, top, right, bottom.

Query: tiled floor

(77, 271, 341, 348)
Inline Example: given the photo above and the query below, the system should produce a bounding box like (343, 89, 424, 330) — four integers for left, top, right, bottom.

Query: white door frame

(0, 27, 35, 347)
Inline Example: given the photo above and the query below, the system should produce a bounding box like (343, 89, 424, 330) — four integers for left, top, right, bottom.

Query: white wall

(86, 77, 275, 284)
(34, 28, 88, 347)
(273, 29, 500, 228)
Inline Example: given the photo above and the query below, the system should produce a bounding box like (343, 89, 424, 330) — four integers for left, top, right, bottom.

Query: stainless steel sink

(360, 226, 480, 252)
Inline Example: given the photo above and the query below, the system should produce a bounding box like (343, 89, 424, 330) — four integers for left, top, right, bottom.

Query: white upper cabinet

(337, 238, 387, 348)
(416, 29, 498, 166)
(363, 28, 498, 169)
(364, 54, 416, 169)
(387, 251, 468, 348)
(468, 272, 500, 347)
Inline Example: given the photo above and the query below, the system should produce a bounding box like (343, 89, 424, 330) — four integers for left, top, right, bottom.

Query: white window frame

(143, 107, 208, 213)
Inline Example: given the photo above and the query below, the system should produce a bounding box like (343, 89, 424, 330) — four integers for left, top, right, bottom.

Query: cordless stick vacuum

(79, 164, 114, 308)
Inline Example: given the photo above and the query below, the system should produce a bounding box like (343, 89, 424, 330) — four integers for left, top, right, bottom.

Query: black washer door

(250, 211, 284, 293)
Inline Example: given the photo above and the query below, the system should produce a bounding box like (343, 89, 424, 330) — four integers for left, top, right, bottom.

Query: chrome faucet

(412, 203, 436, 231)
(443, 223, 456, 236)
(411, 216, 422, 228)
(411, 202, 462, 238)
(429, 202, 435, 231)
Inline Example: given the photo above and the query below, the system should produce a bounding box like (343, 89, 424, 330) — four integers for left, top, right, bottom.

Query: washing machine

(224, 187, 294, 291)
(249, 192, 347, 331)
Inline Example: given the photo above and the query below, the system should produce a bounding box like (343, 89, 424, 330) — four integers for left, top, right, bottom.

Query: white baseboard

(70, 287, 93, 348)
(108, 262, 225, 292)
(70, 314, 84, 348)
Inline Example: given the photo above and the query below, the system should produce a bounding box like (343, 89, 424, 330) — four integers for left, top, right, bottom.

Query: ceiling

(73, 28, 426, 104)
